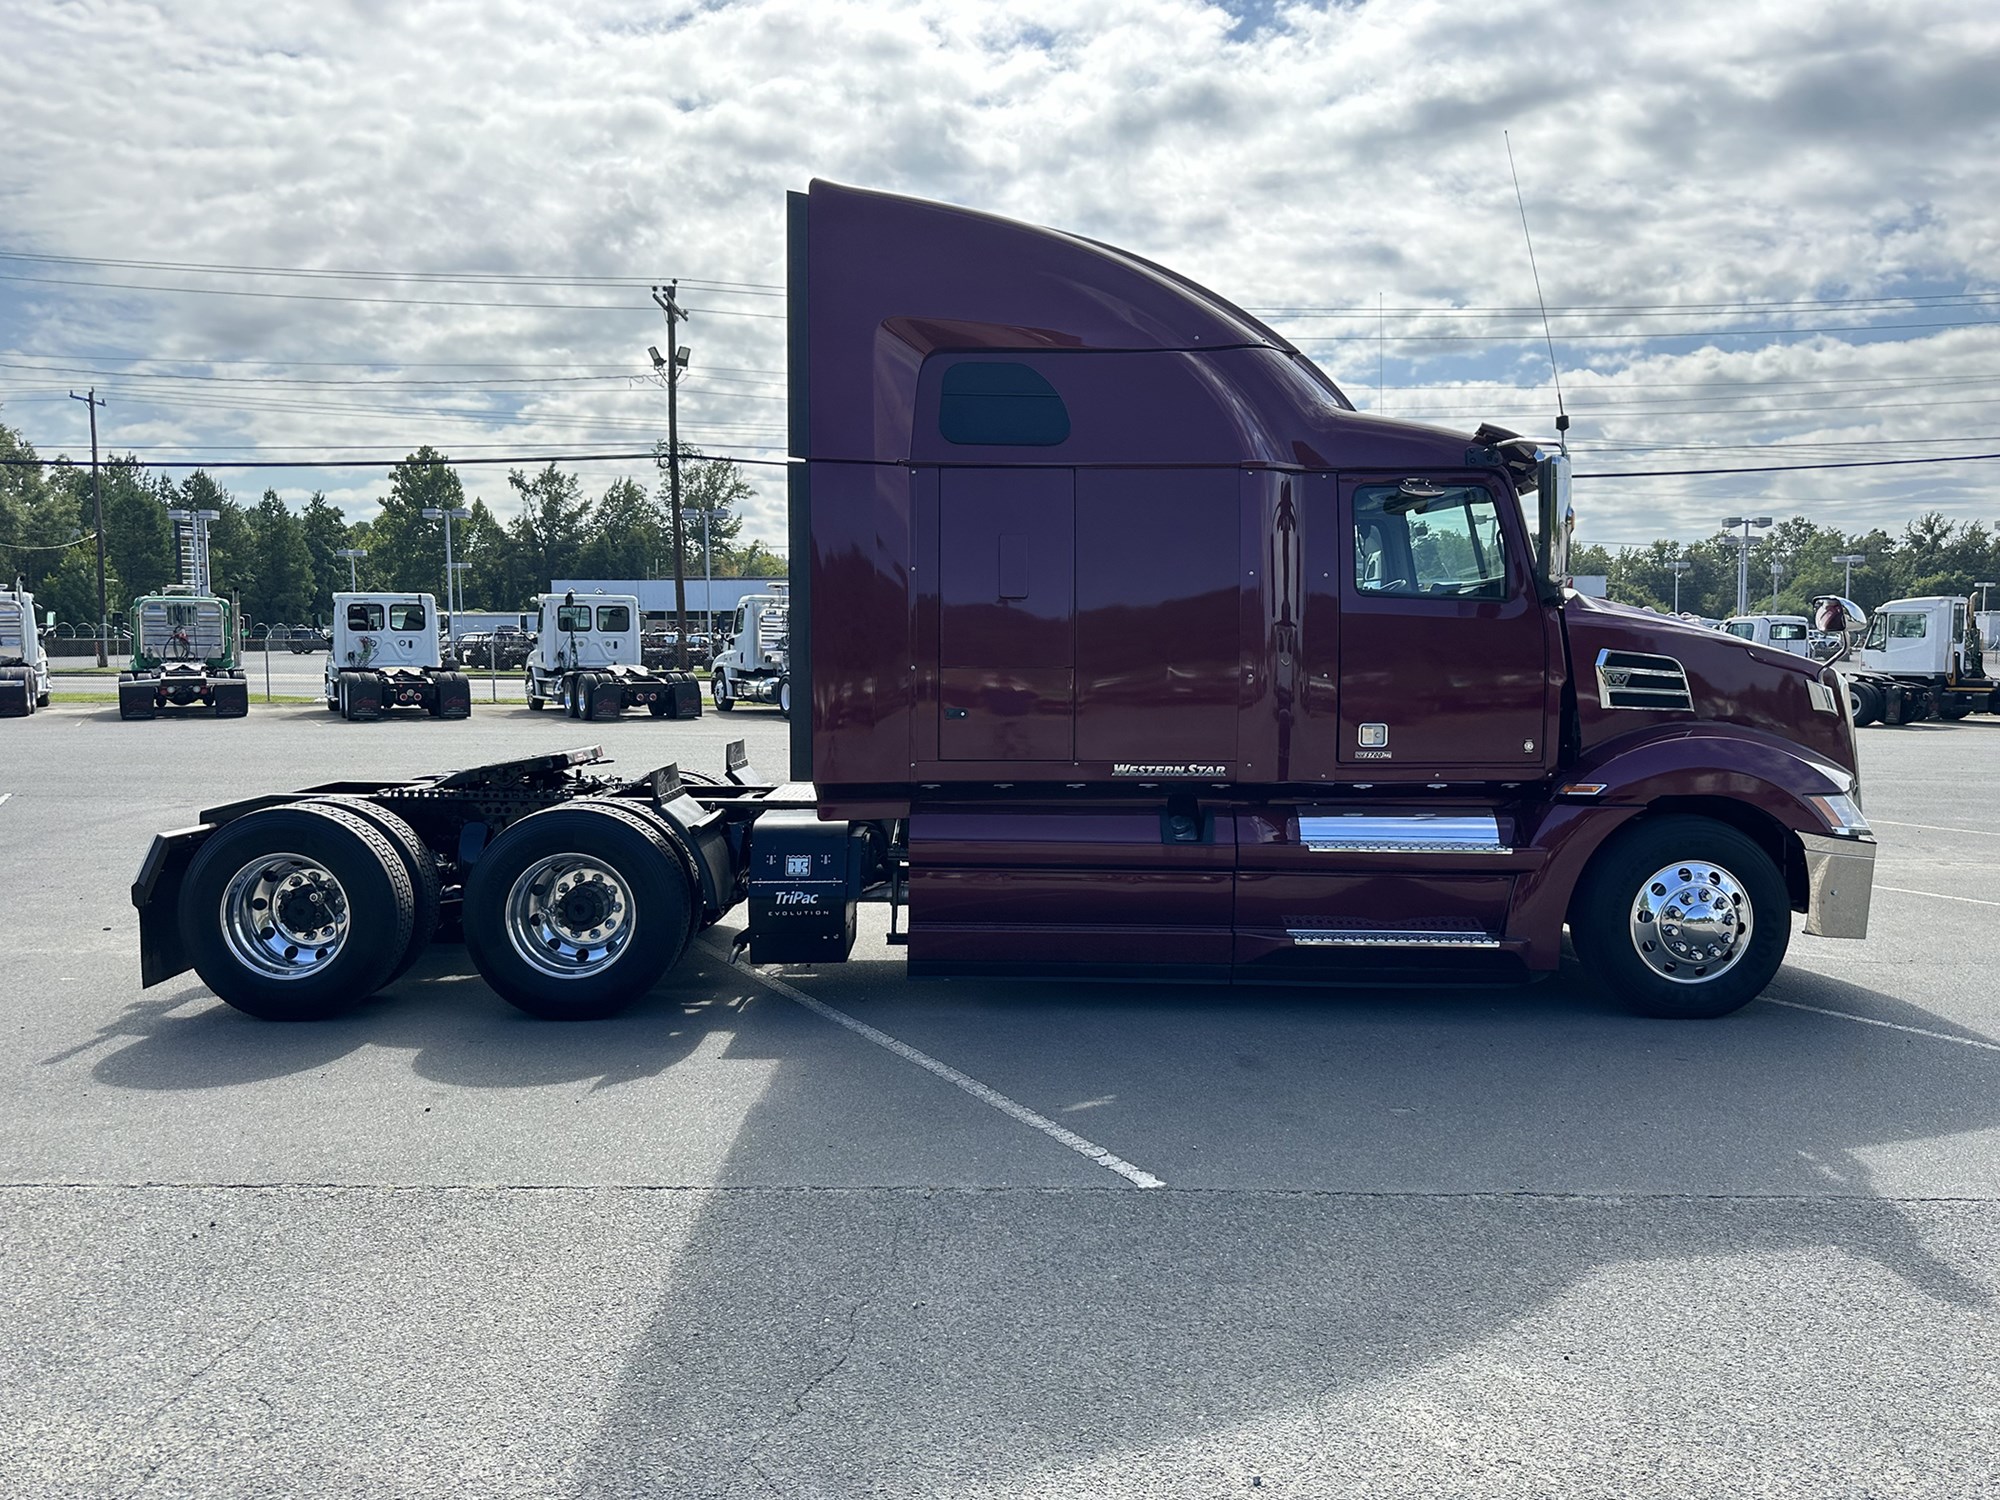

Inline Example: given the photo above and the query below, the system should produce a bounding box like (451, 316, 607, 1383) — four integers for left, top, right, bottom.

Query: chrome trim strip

(1800, 831, 1875, 939)
(1299, 812, 1509, 854)
(1288, 929, 1502, 949)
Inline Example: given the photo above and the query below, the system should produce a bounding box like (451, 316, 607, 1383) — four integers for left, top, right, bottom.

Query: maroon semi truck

(131, 182, 1874, 1023)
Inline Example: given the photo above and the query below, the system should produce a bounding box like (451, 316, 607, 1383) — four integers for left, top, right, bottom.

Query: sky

(2, 0, 1997, 560)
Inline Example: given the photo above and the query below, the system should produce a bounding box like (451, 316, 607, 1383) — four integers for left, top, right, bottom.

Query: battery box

(746, 809, 865, 964)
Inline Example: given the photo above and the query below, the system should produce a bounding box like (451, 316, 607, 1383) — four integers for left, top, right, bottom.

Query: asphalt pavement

(2, 706, 1996, 1497)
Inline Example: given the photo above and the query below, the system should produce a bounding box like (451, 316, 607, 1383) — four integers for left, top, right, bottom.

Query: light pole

(421, 506, 470, 632)
(1978, 581, 1997, 616)
(651, 280, 692, 671)
(1832, 551, 1868, 600)
(1721, 515, 1772, 616)
(335, 547, 367, 591)
(1769, 558, 1786, 610)
(1669, 556, 1692, 615)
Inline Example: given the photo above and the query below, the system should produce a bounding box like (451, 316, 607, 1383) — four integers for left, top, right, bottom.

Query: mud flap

(118, 678, 157, 720)
(588, 676, 627, 718)
(211, 677, 250, 717)
(437, 670, 473, 719)
(0, 668, 29, 717)
(660, 674, 704, 719)
(345, 672, 384, 721)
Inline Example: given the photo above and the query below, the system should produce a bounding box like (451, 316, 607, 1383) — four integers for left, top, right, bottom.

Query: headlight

(1809, 793, 1871, 837)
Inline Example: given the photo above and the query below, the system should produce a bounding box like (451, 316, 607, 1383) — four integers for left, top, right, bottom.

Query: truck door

(1334, 475, 1551, 773)
(938, 468, 1075, 761)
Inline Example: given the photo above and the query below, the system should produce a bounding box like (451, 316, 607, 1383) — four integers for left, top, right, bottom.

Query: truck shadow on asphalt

(54, 952, 2000, 1487)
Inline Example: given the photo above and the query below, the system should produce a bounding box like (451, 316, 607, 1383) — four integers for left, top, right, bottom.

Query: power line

(0, 248, 783, 293)
(0, 271, 787, 317)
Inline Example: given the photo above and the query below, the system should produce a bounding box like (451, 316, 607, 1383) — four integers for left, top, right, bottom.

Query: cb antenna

(1505, 130, 1569, 454)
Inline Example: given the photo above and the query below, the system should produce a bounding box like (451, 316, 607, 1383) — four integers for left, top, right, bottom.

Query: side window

(1725, 622, 1755, 639)
(1352, 484, 1508, 600)
(347, 602, 384, 631)
(939, 362, 1071, 446)
(1862, 615, 1888, 650)
(1769, 622, 1806, 641)
(557, 605, 593, 632)
(388, 603, 426, 632)
(597, 605, 631, 632)
(1889, 613, 1927, 639)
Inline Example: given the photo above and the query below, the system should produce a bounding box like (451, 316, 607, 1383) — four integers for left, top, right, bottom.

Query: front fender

(1508, 725, 1862, 967)
(1570, 723, 1854, 832)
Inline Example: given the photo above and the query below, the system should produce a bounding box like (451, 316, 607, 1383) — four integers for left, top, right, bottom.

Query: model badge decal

(1112, 763, 1228, 777)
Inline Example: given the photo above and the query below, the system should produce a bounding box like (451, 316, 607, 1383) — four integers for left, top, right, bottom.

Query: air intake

(1595, 649, 1692, 711)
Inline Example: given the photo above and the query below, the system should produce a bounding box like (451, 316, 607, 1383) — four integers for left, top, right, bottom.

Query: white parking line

(1879, 885, 2000, 909)
(1871, 818, 2000, 839)
(704, 937, 1165, 1188)
(0, 793, 11, 807)
(1763, 997, 2000, 1053)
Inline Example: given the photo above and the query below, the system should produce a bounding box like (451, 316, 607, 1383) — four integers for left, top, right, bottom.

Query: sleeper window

(557, 606, 593, 632)
(388, 603, 426, 632)
(347, 603, 384, 631)
(597, 605, 631, 632)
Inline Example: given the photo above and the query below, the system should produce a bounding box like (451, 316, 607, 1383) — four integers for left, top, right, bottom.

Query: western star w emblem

(1603, 667, 1632, 688)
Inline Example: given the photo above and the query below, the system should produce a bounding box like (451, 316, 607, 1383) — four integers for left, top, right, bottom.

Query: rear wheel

(179, 803, 414, 1020)
(1569, 815, 1790, 1019)
(463, 801, 695, 1020)
(306, 797, 440, 985)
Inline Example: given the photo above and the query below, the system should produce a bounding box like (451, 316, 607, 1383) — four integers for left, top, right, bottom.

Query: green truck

(117, 587, 249, 720)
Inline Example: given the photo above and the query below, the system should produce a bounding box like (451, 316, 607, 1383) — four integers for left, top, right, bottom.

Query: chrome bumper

(1801, 832, 1876, 939)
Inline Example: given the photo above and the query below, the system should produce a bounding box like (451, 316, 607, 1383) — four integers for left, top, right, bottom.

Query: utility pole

(651, 282, 691, 670)
(67, 388, 108, 665)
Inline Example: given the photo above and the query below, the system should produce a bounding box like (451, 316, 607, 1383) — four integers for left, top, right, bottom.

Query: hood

(1563, 593, 1857, 783)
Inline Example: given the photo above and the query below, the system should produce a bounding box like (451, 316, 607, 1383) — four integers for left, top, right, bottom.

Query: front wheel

(712, 673, 734, 712)
(1569, 815, 1790, 1019)
(777, 678, 791, 717)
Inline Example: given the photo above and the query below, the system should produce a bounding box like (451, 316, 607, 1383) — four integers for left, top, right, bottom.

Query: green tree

(300, 492, 355, 621)
(580, 477, 666, 579)
(242, 489, 314, 627)
(36, 542, 118, 631)
(655, 444, 753, 576)
(506, 463, 592, 588)
(364, 447, 470, 598)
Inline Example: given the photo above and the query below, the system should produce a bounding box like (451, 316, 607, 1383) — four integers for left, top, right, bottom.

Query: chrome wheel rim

(220, 854, 351, 979)
(1629, 859, 1753, 984)
(504, 854, 638, 979)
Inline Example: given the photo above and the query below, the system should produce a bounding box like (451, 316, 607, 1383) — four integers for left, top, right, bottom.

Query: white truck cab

(1719, 614, 1816, 656)
(0, 587, 51, 716)
(711, 586, 791, 715)
(525, 591, 702, 720)
(1842, 595, 1997, 725)
(326, 592, 471, 720)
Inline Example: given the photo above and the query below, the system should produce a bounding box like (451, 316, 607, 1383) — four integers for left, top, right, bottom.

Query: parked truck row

(131, 182, 1877, 1026)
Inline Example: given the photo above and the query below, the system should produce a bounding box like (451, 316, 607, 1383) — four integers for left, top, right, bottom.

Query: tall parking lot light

(421, 507, 471, 627)
(1977, 581, 1997, 615)
(335, 547, 367, 590)
(1670, 556, 1692, 615)
(1722, 516, 1773, 617)
(1833, 552, 1868, 599)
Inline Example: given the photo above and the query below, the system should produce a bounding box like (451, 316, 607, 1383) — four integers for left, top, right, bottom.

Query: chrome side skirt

(1299, 812, 1510, 855)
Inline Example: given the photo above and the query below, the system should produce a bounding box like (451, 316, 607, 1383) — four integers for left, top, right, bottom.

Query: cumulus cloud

(0, 0, 1996, 553)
